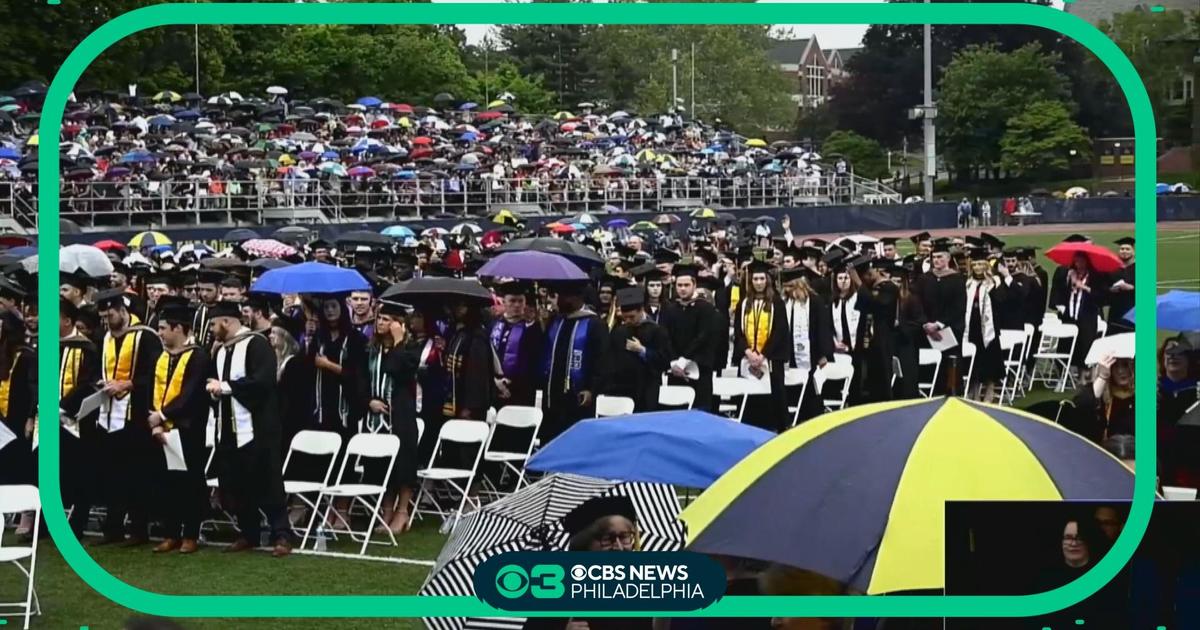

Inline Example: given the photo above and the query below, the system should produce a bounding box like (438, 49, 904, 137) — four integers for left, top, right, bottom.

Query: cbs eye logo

(495, 564, 565, 599)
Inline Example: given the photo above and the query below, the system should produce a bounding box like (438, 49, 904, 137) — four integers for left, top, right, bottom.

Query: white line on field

(1158, 278, 1200, 285)
(1159, 232, 1200, 242)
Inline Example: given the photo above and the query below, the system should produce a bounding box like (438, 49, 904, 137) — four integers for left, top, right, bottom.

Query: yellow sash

(60, 346, 81, 399)
(103, 330, 140, 399)
(0, 351, 22, 418)
(743, 299, 772, 354)
(154, 349, 193, 412)
(730, 284, 741, 314)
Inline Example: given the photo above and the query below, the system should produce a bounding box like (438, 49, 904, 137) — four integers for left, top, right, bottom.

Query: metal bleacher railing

(0, 171, 901, 231)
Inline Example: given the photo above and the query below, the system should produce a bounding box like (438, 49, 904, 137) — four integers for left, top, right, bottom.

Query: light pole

(922, 0, 936, 201)
(671, 48, 679, 113)
(690, 42, 696, 119)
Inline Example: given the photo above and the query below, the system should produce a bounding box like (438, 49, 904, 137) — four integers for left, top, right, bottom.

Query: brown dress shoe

(153, 538, 181, 554)
(271, 537, 293, 558)
(178, 539, 199, 555)
(224, 538, 256, 553)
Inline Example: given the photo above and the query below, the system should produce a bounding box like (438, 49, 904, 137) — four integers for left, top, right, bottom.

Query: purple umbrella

(477, 250, 587, 281)
(104, 167, 131, 178)
(348, 166, 375, 177)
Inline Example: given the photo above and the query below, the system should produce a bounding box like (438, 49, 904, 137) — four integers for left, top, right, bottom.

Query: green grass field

(3, 224, 1196, 630)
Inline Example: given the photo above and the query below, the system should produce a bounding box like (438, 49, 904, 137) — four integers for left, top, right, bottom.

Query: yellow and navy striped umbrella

(128, 231, 172, 248)
(680, 398, 1135, 595)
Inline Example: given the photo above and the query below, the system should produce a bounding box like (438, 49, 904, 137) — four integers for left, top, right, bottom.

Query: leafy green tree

(463, 62, 557, 114)
(497, 23, 598, 110)
(999, 100, 1091, 177)
(821, 130, 888, 180)
(937, 43, 1072, 178)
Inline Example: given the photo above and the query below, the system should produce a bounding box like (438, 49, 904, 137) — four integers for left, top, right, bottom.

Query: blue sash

(543, 316, 591, 395)
(490, 319, 528, 378)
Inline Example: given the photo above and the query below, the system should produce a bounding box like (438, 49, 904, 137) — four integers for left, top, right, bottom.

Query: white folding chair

(301, 433, 400, 555)
(481, 406, 543, 499)
(1031, 322, 1079, 393)
(281, 430, 343, 533)
(961, 341, 978, 396)
(784, 368, 809, 428)
(832, 352, 852, 367)
(408, 420, 490, 530)
(998, 329, 1028, 404)
(917, 348, 943, 398)
(0, 485, 40, 629)
(200, 420, 238, 534)
(658, 385, 696, 409)
(712, 376, 752, 422)
(1096, 316, 1108, 339)
(595, 395, 635, 417)
(813, 361, 853, 412)
(1018, 323, 1037, 393)
(719, 366, 740, 378)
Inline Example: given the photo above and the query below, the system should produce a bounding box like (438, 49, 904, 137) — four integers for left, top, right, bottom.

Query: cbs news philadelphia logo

(477, 552, 726, 611)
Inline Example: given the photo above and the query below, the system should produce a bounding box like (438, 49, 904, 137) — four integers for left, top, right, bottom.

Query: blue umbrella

(250, 261, 369, 295)
(6, 246, 36, 257)
(1156, 182, 1170, 195)
(381, 225, 414, 238)
(1125, 290, 1200, 331)
(175, 110, 201, 120)
(606, 219, 629, 228)
(459, 102, 478, 111)
(0, 147, 20, 160)
(357, 96, 382, 107)
(148, 115, 175, 127)
(460, 131, 478, 142)
(527, 410, 774, 488)
(320, 150, 340, 160)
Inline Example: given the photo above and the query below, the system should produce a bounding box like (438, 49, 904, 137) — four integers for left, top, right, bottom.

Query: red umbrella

(413, 136, 433, 145)
(1046, 242, 1123, 274)
(392, 103, 414, 114)
(476, 111, 503, 121)
(93, 239, 127, 252)
(548, 223, 575, 235)
(370, 119, 390, 129)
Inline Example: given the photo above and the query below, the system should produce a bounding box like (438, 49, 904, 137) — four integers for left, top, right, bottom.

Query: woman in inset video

(1033, 516, 1128, 630)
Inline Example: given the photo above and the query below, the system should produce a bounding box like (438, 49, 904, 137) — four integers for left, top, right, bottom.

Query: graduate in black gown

(604, 286, 673, 412)
(894, 258, 928, 399)
(371, 302, 422, 535)
(1054, 252, 1106, 371)
(59, 297, 102, 537)
(1106, 237, 1136, 333)
(0, 310, 36, 489)
(206, 301, 292, 556)
(733, 260, 792, 433)
(640, 268, 678, 326)
(442, 299, 493, 421)
(489, 282, 544, 409)
(666, 264, 719, 412)
(148, 298, 211, 554)
(916, 242, 966, 394)
(962, 251, 1009, 403)
(540, 282, 608, 442)
(855, 258, 901, 403)
(311, 294, 368, 440)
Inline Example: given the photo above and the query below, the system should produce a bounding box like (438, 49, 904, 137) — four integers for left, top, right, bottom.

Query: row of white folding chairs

(408, 406, 544, 531)
(0, 485, 40, 629)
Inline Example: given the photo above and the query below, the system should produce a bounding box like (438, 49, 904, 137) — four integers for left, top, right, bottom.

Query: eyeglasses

(1062, 535, 1084, 545)
(594, 531, 636, 549)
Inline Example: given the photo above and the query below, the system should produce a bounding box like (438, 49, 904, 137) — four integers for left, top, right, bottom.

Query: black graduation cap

(60, 296, 79, 320)
(75, 304, 101, 330)
(495, 280, 533, 297)
(745, 259, 776, 275)
(843, 253, 871, 273)
(111, 260, 130, 276)
(1114, 237, 1135, 246)
(879, 237, 900, 247)
(692, 249, 718, 267)
(144, 271, 175, 288)
(1062, 234, 1090, 243)
(821, 247, 848, 267)
(930, 239, 952, 254)
(94, 287, 131, 311)
(616, 286, 645, 310)
(59, 271, 89, 291)
(195, 269, 226, 285)
(378, 300, 412, 318)
(598, 274, 628, 290)
(869, 257, 899, 272)
(208, 300, 243, 320)
(798, 246, 823, 261)
(0, 276, 27, 301)
(779, 267, 807, 283)
(244, 291, 276, 313)
(563, 495, 637, 537)
(836, 238, 860, 252)
(423, 263, 459, 278)
(696, 275, 723, 292)
(614, 244, 637, 259)
(965, 235, 986, 248)
(968, 248, 991, 262)
(909, 231, 932, 245)
(980, 232, 1005, 249)
(735, 244, 756, 262)
(393, 251, 418, 266)
(309, 238, 333, 251)
(0, 309, 25, 340)
(637, 267, 669, 283)
(155, 294, 189, 311)
(653, 249, 681, 265)
(1016, 247, 1038, 261)
(900, 254, 922, 272)
(157, 295, 194, 326)
(672, 263, 702, 279)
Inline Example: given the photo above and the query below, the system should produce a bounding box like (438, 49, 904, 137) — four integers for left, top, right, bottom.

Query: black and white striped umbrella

(420, 474, 685, 630)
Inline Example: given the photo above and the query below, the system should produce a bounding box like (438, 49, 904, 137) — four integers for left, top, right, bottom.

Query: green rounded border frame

(36, 2, 1157, 620)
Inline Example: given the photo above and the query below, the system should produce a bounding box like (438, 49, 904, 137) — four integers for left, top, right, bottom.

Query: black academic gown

(895, 291, 928, 399)
(192, 302, 217, 350)
(604, 318, 673, 412)
(733, 296, 792, 433)
(540, 310, 608, 443)
(667, 298, 719, 412)
(856, 282, 899, 403)
(152, 345, 212, 540)
(277, 353, 315, 449)
(1056, 272, 1105, 368)
(443, 324, 493, 421)
(60, 334, 101, 535)
(995, 275, 1030, 331)
(0, 346, 36, 485)
(383, 340, 421, 490)
(312, 329, 369, 438)
(491, 318, 545, 409)
(1106, 262, 1135, 333)
(211, 329, 289, 544)
(916, 271, 966, 394)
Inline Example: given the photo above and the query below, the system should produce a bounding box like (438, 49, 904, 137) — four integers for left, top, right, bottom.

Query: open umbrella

(241, 238, 298, 259)
(477, 251, 587, 282)
(491, 209, 520, 227)
(251, 261, 368, 295)
(499, 237, 604, 268)
(630, 220, 661, 232)
(1084, 332, 1135, 365)
(528, 411, 773, 488)
(1045, 242, 1123, 274)
(223, 228, 259, 243)
(420, 474, 684, 630)
(653, 213, 681, 225)
(1124, 290, 1200, 331)
(270, 225, 312, 245)
(248, 258, 293, 272)
(450, 222, 482, 236)
(381, 225, 415, 238)
(606, 219, 629, 229)
(381, 276, 492, 305)
(58, 244, 114, 278)
(128, 231, 171, 248)
(690, 207, 717, 220)
(335, 230, 392, 249)
(681, 398, 1135, 595)
(92, 239, 127, 253)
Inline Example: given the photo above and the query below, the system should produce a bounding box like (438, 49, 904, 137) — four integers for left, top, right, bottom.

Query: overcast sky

(434, 0, 1068, 50)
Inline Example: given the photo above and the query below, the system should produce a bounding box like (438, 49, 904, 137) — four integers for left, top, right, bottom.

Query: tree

(821, 130, 888, 180)
(463, 61, 557, 114)
(497, 23, 597, 110)
(1000, 100, 1091, 177)
(937, 43, 1072, 178)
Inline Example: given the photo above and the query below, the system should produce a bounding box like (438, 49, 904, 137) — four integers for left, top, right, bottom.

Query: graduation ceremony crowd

(0, 212, 1197, 562)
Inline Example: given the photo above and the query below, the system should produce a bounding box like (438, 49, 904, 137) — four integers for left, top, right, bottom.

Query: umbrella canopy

(606, 219, 629, 228)
(240, 238, 298, 259)
(128, 231, 171, 248)
(381, 225, 415, 238)
(1084, 332, 1135, 365)
(251, 261, 369, 294)
(248, 258, 293, 272)
(528, 411, 774, 488)
(631, 220, 661, 232)
(223, 228, 259, 243)
(381, 277, 492, 305)
(1124, 290, 1200, 331)
(1045, 242, 1123, 274)
(498, 237, 605, 268)
(334, 230, 392, 249)
(681, 398, 1135, 595)
(690, 207, 717, 219)
(654, 213, 681, 225)
(58, 244, 114, 278)
(92, 239, 127, 253)
(270, 225, 312, 244)
(450, 222, 482, 235)
(477, 251, 587, 282)
(491, 209, 520, 227)
(420, 473, 684, 630)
